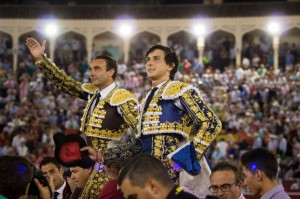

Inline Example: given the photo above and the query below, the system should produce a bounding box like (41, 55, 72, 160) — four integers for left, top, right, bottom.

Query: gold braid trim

(85, 124, 128, 139)
(118, 99, 139, 130)
(80, 86, 119, 131)
(162, 81, 202, 100)
(110, 89, 138, 106)
(82, 83, 98, 94)
(81, 167, 110, 199)
(181, 90, 222, 158)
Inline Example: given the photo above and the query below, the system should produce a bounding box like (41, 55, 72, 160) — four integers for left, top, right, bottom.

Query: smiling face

(89, 59, 114, 90)
(210, 170, 242, 199)
(145, 49, 174, 86)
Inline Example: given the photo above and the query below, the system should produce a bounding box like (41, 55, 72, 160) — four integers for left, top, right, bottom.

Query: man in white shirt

(209, 161, 245, 199)
(39, 156, 72, 199)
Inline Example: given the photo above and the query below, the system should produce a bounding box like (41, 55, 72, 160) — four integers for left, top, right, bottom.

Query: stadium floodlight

(45, 23, 58, 37)
(119, 23, 132, 38)
(267, 22, 280, 35)
(267, 21, 280, 71)
(193, 24, 206, 36)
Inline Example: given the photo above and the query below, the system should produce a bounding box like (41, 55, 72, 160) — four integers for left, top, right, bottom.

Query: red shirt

(98, 179, 123, 199)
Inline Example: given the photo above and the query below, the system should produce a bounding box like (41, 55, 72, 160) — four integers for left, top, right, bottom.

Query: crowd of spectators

(0, 33, 300, 181)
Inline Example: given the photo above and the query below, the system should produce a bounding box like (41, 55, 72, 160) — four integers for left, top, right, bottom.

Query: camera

(28, 168, 52, 198)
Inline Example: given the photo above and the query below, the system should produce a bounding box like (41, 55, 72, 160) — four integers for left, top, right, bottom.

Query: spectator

(39, 156, 72, 199)
(98, 161, 123, 199)
(252, 133, 262, 149)
(118, 154, 198, 199)
(241, 147, 290, 199)
(0, 155, 49, 199)
(54, 133, 106, 199)
(209, 161, 245, 199)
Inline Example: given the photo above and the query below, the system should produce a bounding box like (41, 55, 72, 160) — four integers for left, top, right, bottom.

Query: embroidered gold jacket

(104, 80, 222, 165)
(36, 55, 139, 151)
(81, 167, 109, 199)
(137, 80, 222, 159)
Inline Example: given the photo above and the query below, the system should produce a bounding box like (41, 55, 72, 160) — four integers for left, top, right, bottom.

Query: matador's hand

(25, 37, 46, 61)
(81, 146, 103, 162)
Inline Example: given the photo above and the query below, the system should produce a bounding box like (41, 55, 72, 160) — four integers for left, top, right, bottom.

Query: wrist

(34, 54, 45, 65)
(96, 149, 103, 163)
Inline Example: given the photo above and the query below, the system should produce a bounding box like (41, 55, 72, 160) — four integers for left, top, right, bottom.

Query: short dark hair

(39, 156, 62, 170)
(211, 161, 242, 183)
(118, 155, 173, 188)
(145, 44, 179, 80)
(240, 147, 278, 180)
(0, 156, 34, 199)
(93, 54, 118, 80)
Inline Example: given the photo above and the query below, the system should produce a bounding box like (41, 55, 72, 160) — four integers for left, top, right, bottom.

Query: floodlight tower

(44, 23, 58, 61)
(119, 23, 133, 64)
(267, 22, 280, 72)
(193, 24, 206, 65)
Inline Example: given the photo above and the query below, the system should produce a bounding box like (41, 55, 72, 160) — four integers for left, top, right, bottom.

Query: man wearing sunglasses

(209, 162, 245, 199)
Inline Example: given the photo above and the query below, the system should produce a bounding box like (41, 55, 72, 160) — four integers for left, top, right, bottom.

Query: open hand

(25, 37, 46, 61)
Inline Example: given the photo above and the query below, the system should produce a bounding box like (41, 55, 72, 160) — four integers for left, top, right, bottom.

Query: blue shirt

(261, 184, 290, 199)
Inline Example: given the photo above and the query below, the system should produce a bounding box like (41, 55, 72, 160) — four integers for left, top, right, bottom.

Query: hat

(53, 133, 94, 169)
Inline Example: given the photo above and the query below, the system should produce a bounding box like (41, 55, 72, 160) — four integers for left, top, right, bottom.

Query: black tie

(92, 92, 101, 112)
(54, 191, 59, 199)
(143, 87, 158, 113)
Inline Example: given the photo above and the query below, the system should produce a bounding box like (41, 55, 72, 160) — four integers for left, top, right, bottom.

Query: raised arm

(26, 38, 88, 100)
(26, 37, 46, 61)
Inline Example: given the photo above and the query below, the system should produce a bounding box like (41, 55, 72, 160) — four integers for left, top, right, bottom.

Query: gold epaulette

(110, 89, 138, 106)
(81, 83, 98, 94)
(162, 81, 202, 100)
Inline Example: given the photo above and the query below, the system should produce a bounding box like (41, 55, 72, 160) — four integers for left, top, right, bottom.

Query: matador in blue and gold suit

(104, 79, 222, 183)
(35, 55, 139, 199)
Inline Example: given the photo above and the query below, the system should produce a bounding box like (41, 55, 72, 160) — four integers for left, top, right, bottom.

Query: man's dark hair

(39, 156, 62, 170)
(211, 161, 242, 183)
(118, 155, 173, 188)
(0, 155, 34, 199)
(145, 44, 179, 80)
(240, 147, 278, 180)
(93, 54, 118, 80)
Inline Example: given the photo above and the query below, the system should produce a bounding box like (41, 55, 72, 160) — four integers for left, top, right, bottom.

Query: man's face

(41, 163, 64, 190)
(89, 59, 114, 89)
(146, 49, 173, 82)
(242, 166, 261, 196)
(70, 166, 91, 189)
(210, 170, 242, 199)
(120, 178, 154, 199)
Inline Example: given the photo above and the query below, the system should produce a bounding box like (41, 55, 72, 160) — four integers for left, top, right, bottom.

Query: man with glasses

(209, 161, 245, 199)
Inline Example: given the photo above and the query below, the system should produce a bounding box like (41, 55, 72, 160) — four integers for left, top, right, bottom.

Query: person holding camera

(0, 155, 53, 199)
(39, 157, 72, 199)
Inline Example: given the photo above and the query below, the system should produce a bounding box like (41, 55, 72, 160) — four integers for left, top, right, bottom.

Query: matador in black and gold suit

(102, 44, 222, 197)
(34, 55, 139, 199)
